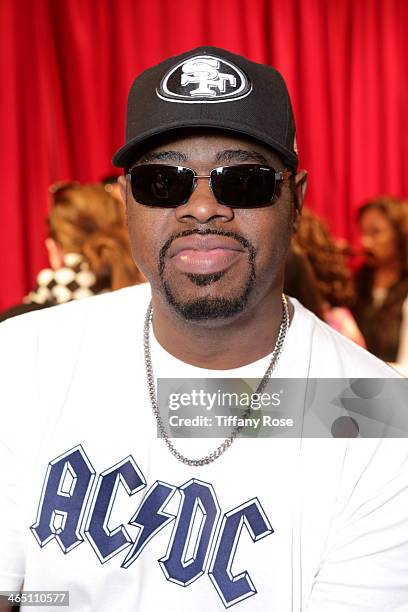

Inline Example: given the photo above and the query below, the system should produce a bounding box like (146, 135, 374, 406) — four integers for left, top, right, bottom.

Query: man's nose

(175, 177, 234, 224)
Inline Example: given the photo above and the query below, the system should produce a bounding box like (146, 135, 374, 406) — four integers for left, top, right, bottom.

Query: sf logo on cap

(157, 54, 252, 103)
(182, 58, 236, 97)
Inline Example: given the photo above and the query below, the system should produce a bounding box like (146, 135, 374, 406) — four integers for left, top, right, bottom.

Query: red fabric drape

(1, 0, 407, 310)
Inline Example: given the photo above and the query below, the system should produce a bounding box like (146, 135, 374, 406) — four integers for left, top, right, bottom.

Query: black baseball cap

(112, 46, 298, 170)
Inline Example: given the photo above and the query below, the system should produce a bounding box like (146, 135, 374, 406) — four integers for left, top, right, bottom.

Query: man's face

(122, 130, 303, 322)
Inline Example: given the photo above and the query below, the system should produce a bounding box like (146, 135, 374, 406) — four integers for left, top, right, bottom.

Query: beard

(158, 228, 256, 321)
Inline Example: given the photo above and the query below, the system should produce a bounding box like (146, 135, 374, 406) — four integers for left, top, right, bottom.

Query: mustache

(158, 228, 256, 277)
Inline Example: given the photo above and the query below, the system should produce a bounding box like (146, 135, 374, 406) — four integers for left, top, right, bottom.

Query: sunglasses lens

(212, 165, 276, 207)
(130, 165, 194, 207)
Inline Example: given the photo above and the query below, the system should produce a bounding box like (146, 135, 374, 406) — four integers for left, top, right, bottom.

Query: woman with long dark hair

(352, 196, 408, 362)
(292, 207, 365, 347)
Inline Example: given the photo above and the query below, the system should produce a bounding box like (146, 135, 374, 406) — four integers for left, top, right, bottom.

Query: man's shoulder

(0, 284, 151, 345)
(291, 298, 400, 378)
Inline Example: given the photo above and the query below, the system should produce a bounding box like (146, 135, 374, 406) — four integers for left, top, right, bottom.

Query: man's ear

(118, 175, 127, 204)
(292, 169, 307, 233)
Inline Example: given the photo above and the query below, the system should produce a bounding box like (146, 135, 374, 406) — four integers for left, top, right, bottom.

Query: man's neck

(150, 289, 292, 370)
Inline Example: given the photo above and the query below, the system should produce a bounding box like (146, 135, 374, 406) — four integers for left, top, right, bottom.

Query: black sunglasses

(126, 164, 292, 208)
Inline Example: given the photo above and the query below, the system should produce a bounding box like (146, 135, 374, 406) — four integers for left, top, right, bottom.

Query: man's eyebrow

(135, 148, 270, 166)
(214, 149, 269, 164)
(137, 151, 188, 164)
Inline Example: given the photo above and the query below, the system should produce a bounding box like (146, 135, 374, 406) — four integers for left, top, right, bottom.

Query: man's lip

(168, 235, 245, 258)
(171, 249, 244, 274)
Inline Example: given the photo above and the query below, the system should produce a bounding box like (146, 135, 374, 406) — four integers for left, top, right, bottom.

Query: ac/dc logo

(31, 445, 273, 608)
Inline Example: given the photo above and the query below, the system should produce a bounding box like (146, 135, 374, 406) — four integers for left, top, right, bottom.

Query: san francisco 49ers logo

(157, 54, 252, 103)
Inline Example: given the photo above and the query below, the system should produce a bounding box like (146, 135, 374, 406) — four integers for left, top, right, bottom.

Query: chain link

(144, 295, 289, 467)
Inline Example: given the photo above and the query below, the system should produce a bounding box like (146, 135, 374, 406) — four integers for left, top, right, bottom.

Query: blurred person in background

(284, 243, 325, 319)
(352, 196, 408, 362)
(294, 207, 366, 347)
(0, 182, 145, 322)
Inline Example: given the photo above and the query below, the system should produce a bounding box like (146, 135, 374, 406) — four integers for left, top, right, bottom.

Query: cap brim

(112, 119, 298, 169)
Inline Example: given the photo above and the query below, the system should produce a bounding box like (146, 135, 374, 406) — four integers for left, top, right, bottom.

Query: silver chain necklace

(144, 294, 289, 467)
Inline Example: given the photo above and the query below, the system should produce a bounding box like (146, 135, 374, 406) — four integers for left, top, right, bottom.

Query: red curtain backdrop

(1, 0, 407, 310)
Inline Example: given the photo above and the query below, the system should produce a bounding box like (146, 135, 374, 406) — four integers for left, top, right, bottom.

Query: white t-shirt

(1, 283, 407, 612)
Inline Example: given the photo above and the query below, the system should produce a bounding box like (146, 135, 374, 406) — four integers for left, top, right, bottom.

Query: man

(1, 47, 408, 612)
